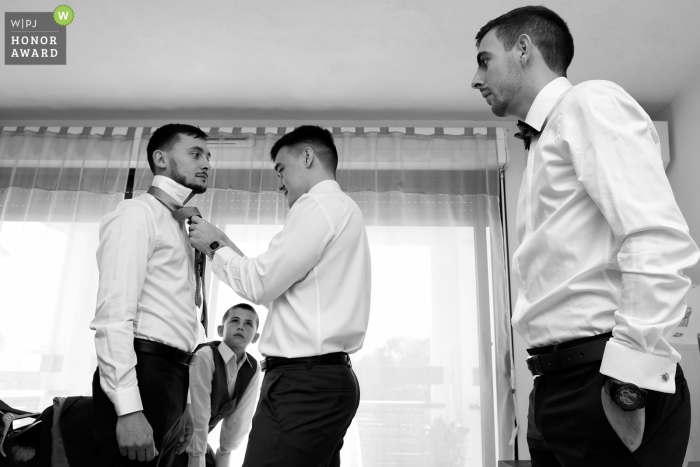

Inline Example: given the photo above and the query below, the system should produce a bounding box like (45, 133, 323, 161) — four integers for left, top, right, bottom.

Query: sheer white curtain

(0, 125, 514, 466)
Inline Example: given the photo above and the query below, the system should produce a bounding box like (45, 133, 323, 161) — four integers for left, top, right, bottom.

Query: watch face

(615, 384, 644, 410)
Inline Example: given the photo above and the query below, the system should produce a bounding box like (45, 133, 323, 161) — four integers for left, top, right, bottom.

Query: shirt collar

(524, 77, 573, 132)
(217, 340, 253, 368)
(152, 175, 194, 205)
(308, 179, 340, 194)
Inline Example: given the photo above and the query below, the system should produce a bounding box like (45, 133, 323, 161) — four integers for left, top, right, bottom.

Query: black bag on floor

(0, 397, 93, 467)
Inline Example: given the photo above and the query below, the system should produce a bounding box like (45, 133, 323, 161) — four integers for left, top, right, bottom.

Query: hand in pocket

(601, 387, 645, 452)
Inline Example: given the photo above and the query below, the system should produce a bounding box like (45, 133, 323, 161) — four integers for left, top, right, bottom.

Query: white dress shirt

(90, 175, 200, 415)
(512, 77, 700, 393)
(187, 342, 261, 467)
(211, 180, 371, 358)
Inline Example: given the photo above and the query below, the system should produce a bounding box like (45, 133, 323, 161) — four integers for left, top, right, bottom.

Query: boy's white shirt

(187, 341, 261, 467)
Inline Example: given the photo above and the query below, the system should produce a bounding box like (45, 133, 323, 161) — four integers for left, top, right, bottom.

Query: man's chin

(170, 173, 207, 194)
(490, 105, 507, 118)
(187, 183, 207, 195)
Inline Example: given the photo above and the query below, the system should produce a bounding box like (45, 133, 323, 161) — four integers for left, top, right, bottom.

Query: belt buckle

(526, 355, 545, 376)
(188, 352, 197, 367)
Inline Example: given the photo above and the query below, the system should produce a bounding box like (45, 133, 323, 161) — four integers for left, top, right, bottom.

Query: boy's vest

(196, 341, 258, 432)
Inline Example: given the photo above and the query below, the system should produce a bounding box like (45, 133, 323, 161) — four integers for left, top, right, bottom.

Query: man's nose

(277, 178, 286, 193)
(471, 69, 483, 89)
(202, 158, 211, 171)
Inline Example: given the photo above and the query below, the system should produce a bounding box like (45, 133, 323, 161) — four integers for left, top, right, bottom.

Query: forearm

(186, 403, 207, 467)
(92, 312, 142, 414)
(91, 201, 153, 414)
(600, 229, 699, 392)
(188, 350, 215, 462)
(211, 198, 334, 304)
(218, 371, 261, 454)
(211, 248, 269, 305)
(562, 83, 700, 392)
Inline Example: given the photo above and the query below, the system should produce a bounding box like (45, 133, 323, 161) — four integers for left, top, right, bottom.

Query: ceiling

(2, 0, 700, 123)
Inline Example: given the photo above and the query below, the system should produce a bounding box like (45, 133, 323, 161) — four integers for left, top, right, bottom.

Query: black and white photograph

(1, 1, 700, 466)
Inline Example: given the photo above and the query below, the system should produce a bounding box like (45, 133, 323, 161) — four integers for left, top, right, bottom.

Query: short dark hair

(270, 126, 338, 174)
(146, 124, 208, 174)
(475, 6, 574, 76)
(222, 303, 259, 329)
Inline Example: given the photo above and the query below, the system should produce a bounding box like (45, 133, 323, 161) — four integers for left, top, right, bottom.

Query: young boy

(176, 303, 261, 467)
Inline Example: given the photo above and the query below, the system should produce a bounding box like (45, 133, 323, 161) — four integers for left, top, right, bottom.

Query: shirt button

(661, 372, 669, 381)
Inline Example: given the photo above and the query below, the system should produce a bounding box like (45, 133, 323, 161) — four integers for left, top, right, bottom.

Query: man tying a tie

(91, 124, 212, 466)
(188, 125, 371, 467)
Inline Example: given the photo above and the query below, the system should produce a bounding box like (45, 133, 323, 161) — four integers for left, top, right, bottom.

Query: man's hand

(116, 411, 158, 462)
(601, 383, 645, 452)
(188, 217, 243, 258)
(175, 405, 194, 455)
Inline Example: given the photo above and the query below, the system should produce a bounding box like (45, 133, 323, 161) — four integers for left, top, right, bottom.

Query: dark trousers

(92, 351, 189, 467)
(242, 363, 360, 467)
(527, 361, 690, 467)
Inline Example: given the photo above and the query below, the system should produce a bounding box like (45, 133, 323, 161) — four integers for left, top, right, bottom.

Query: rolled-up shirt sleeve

(560, 82, 700, 393)
(89, 201, 155, 415)
(211, 195, 335, 305)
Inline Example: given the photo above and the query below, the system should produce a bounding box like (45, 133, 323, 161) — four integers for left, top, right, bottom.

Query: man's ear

(516, 33, 533, 66)
(217, 325, 224, 338)
(302, 147, 315, 168)
(153, 149, 168, 172)
(252, 332, 260, 344)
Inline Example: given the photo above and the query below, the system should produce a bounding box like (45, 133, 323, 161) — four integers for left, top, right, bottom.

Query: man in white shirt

(91, 124, 212, 466)
(188, 125, 371, 467)
(472, 6, 698, 467)
(176, 303, 261, 467)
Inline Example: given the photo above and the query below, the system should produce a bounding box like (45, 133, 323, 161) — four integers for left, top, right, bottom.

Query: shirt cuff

(107, 386, 143, 416)
(215, 450, 231, 467)
(212, 246, 237, 270)
(187, 453, 206, 467)
(599, 340, 677, 393)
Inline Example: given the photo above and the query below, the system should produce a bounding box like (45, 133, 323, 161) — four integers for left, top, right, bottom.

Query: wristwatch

(209, 241, 221, 252)
(604, 378, 647, 411)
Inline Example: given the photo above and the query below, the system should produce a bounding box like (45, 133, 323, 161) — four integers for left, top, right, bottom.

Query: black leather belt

(133, 338, 196, 367)
(526, 332, 612, 376)
(261, 352, 351, 372)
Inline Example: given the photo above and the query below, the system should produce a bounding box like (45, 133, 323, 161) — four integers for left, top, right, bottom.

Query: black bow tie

(514, 120, 541, 151)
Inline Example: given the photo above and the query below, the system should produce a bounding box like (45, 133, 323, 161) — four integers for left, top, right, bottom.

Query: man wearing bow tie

(91, 124, 212, 466)
(472, 6, 698, 467)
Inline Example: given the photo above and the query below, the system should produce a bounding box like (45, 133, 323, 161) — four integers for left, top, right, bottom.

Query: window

(208, 223, 487, 466)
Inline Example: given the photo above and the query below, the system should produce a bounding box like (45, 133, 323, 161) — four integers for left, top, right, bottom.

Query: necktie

(147, 186, 208, 336)
(514, 120, 541, 151)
